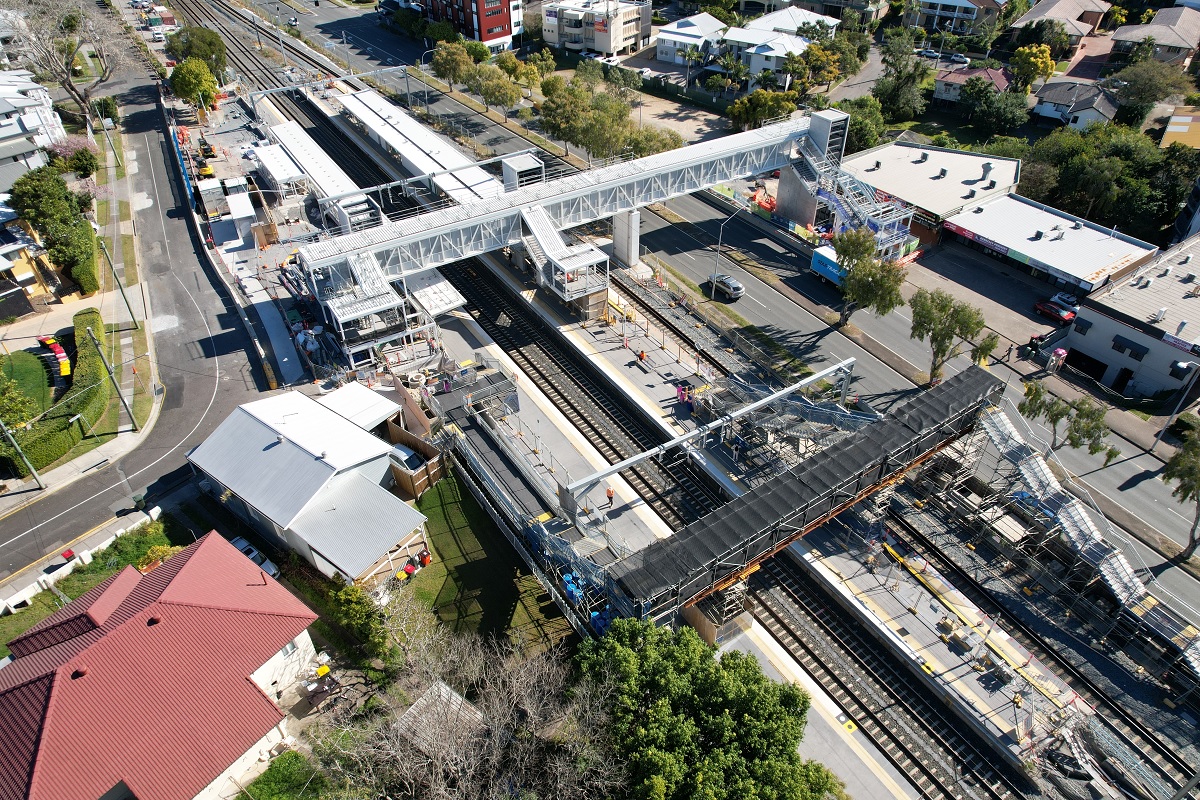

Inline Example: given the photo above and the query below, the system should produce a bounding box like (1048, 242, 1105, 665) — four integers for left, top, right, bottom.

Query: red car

(1034, 299, 1076, 325)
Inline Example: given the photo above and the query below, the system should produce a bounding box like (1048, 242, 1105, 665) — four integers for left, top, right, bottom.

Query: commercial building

(839, 141, 1020, 237)
(1172, 177, 1200, 242)
(542, 0, 652, 56)
(428, 0, 520, 51)
(187, 387, 430, 586)
(1061, 234, 1200, 396)
(1032, 81, 1118, 129)
(941, 194, 1157, 293)
(0, 533, 319, 800)
(1111, 5, 1200, 67)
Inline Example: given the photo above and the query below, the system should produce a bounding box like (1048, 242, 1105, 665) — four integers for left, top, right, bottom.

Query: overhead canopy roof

(405, 267, 467, 317)
(253, 143, 306, 187)
(271, 121, 364, 203)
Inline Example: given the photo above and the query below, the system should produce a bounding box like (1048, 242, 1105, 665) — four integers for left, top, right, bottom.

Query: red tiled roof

(0, 534, 317, 800)
(935, 67, 1013, 92)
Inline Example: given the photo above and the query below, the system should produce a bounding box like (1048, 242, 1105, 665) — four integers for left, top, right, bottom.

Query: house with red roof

(933, 67, 1013, 107)
(0, 533, 319, 800)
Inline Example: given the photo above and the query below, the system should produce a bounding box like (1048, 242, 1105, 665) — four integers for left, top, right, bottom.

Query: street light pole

(712, 206, 744, 290)
(97, 238, 140, 331)
(87, 326, 139, 433)
(419, 48, 437, 111)
(1153, 361, 1200, 452)
(0, 417, 44, 490)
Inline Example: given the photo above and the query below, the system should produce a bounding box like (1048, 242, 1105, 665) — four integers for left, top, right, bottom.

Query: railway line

(887, 505, 1195, 796)
(750, 556, 1030, 800)
(443, 261, 725, 531)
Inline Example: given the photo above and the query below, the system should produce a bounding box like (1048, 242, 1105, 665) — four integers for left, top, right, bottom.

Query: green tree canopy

(1015, 18, 1071, 59)
(431, 41, 474, 88)
(836, 95, 886, 153)
(1164, 430, 1200, 558)
(169, 58, 218, 107)
(577, 618, 843, 800)
(462, 38, 491, 63)
(1111, 58, 1195, 107)
(626, 125, 684, 157)
(959, 74, 999, 119)
(909, 288, 994, 383)
(165, 27, 227, 79)
(975, 90, 1030, 136)
(1018, 380, 1116, 456)
(425, 19, 458, 42)
(831, 226, 906, 326)
(872, 29, 930, 121)
(729, 89, 798, 130)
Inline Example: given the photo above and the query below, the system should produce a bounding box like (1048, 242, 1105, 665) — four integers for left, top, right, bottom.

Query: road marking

(747, 294, 767, 308)
(0, 131, 223, 555)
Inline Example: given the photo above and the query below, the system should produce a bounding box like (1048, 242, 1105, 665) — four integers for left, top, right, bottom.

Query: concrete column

(612, 208, 641, 268)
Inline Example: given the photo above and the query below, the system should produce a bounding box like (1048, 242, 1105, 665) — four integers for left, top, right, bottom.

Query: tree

(12, 0, 128, 117)
(425, 19, 458, 42)
(831, 226, 896, 326)
(528, 47, 557, 78)
(909, 288, 991, 384)
(431, 41, 473, 89)
(728, 89, 798, 130)
(975, 90, 1030, 135)
(1009, 44, 1055, 92)
(683, 44, 706, 88)
(1164, 431, 1200, 558)
(165, 27, 227, 79)
(1018, 380, 1072, 449)
(9, 166, 76, 231)
(960, 74, 998, 119)
(780, 52, 812, 95)
(605, 65, 643, 102)
(496, 49, 520, 77)
(836, 96, 886, 153)
(1140, 8, 1156, 23)
(1015, 18, 1070, 59)
(574, 57, 605, 90)
(480, 72, 522, 118)
(803, 43, 840, 88)
(0, 375, 37, 429)
(705, 73, 730, 98)
(392, 7, 426, 37)
(1126, 35, 1157, 65)
(462, 38, 491, 63)
(626, 125, 684, 157)
(170, 58, 218, 108)
(872, 30, 930, 121)
(577, 619, 844, 800)
(752, 69, 779, 91)
(1111, 59, 1195, 107)
(66, 148, 100, 179)
(1104, 5, 1127, 28)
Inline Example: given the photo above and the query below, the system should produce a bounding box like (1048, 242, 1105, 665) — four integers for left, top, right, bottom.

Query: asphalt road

(0, 77, 265, 580)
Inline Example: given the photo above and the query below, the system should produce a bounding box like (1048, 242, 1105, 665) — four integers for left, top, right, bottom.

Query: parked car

(600, 56, 621, 66)
(580, 52, 601, 60)
(1034, 299, 1076, 324)
(288, 16, 299, 25)
(230, 537, 281, 578)
(151, 30, 165, 42)
(919, 49, 941, 59)
(1050, 291, 1080, 309)
(949, 53, 969, 64)
(709, 273, 745, 299)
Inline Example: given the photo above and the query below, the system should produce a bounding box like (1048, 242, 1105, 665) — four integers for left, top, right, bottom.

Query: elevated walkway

(610, 367, 1005, 622)
(520, 205, 608, 303)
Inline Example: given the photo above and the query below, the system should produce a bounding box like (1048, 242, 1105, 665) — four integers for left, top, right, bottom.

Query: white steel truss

(298, 117, 811, 279)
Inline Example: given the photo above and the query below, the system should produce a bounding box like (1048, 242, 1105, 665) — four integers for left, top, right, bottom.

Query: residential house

(1061, 233, 1200, 396)
(0, 194, 57, 310)
(787, 0, 888, 24)
(720, 26, 811, 80)
(1161, 105, 1200, 149)
(187, 386, 430, 586)
(933, 66, 1013, 105)
(655, 12, 726, 65)
(1009, 0, 1110, 51)
(743, 6, 839, 35)
(0, 72, 67, 192)
(1111, 6, 1200, 67)
(542, 0, 651, 56)
(0, 533, 319, 800)
(907, 0, 1005, 36)
(1032, 80, 1118, 129)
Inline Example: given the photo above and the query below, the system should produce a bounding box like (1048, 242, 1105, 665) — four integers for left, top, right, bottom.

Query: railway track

(750, 556, 1030, 800)
(443, 261, 725, 531)
(887, 504, 1195, 796)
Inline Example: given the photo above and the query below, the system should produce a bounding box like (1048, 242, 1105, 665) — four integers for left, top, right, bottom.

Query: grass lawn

(887, 107, 994, 147)
(121, 233, 139, 285)
(0, 351, 53, 413)
(118, 200, 131, 222)
(411, 476, 574, 649)
(0, 592, 64, 659)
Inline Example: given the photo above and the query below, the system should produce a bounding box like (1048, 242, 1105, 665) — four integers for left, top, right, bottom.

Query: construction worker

(638, 350, 647, 363)
(605, 486, 615, 508)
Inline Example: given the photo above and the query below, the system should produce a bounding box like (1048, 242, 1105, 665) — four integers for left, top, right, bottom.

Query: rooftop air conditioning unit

(1188, 272, 1198, 282)
(1165, 265, 1175, 277)
(985, 179, 996, 189)
(1033, 230, 1044, 240)
(1186, 254, 1194, 264)
(1072, 221, 1083, 229)
(874, 160, 882, 170)
(1154, 307, 1167, 322)
(937, 167, 948, 178)
(1144, 277, 1154, 288)
(966, 189, 976, 198)
(974, 206, 984, 213)
(917, 152, 929, 162)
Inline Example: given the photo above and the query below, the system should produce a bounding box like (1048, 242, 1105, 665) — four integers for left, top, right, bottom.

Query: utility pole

(0, 417, 44, 490)
(87, 327, 139, 433)
(97, 238, 140, 331)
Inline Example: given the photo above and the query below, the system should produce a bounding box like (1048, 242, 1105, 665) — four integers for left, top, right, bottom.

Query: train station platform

(790, 522, 1092, 770)
(434, 313, 675, 554)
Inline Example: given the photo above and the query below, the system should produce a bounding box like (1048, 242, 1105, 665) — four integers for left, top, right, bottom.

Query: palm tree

(753, 69, 779, 91)
(717, 53, 748, 95)
(780, 51, 808, 93)
(683, 45, 704, 88)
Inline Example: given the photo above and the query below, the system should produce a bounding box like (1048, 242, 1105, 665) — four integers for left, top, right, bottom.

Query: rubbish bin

(132, 493, 146, 511)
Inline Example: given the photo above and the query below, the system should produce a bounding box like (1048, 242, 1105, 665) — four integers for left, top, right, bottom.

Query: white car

(1050, 291, 1080, 309)
(230, 536, 281, 578)
(949, 53, 969, 64)
(709, 273, 745, 300)
(600, 56, 621, 66)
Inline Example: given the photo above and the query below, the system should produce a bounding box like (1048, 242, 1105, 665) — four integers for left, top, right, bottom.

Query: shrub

(0, 309, 110, 475)
(239, 751, 326, 800)
(1171, 411, 1200, 440)
(92, 96, 120, 124)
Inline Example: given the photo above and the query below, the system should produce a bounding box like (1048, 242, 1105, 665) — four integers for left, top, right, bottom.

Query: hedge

(0, 309, 110, 476)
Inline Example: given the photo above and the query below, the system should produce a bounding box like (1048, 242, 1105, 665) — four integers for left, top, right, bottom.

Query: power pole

(97, 238, 140, 330)
(87, 326, 139, 433)
(0, 417, 44, 490)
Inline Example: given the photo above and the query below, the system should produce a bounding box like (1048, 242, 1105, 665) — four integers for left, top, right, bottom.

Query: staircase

(799, 139, 912, 253)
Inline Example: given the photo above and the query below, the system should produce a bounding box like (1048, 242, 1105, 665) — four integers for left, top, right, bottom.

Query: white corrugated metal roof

(254, 144, 306, 186)
(271, 120, 363, 201)
(187, 392, 393, 529)
(227, 193, 255, 220)
(315, 381, 401, 430)
(405, 268, 466, 317)
(289, 471, 426, 579)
